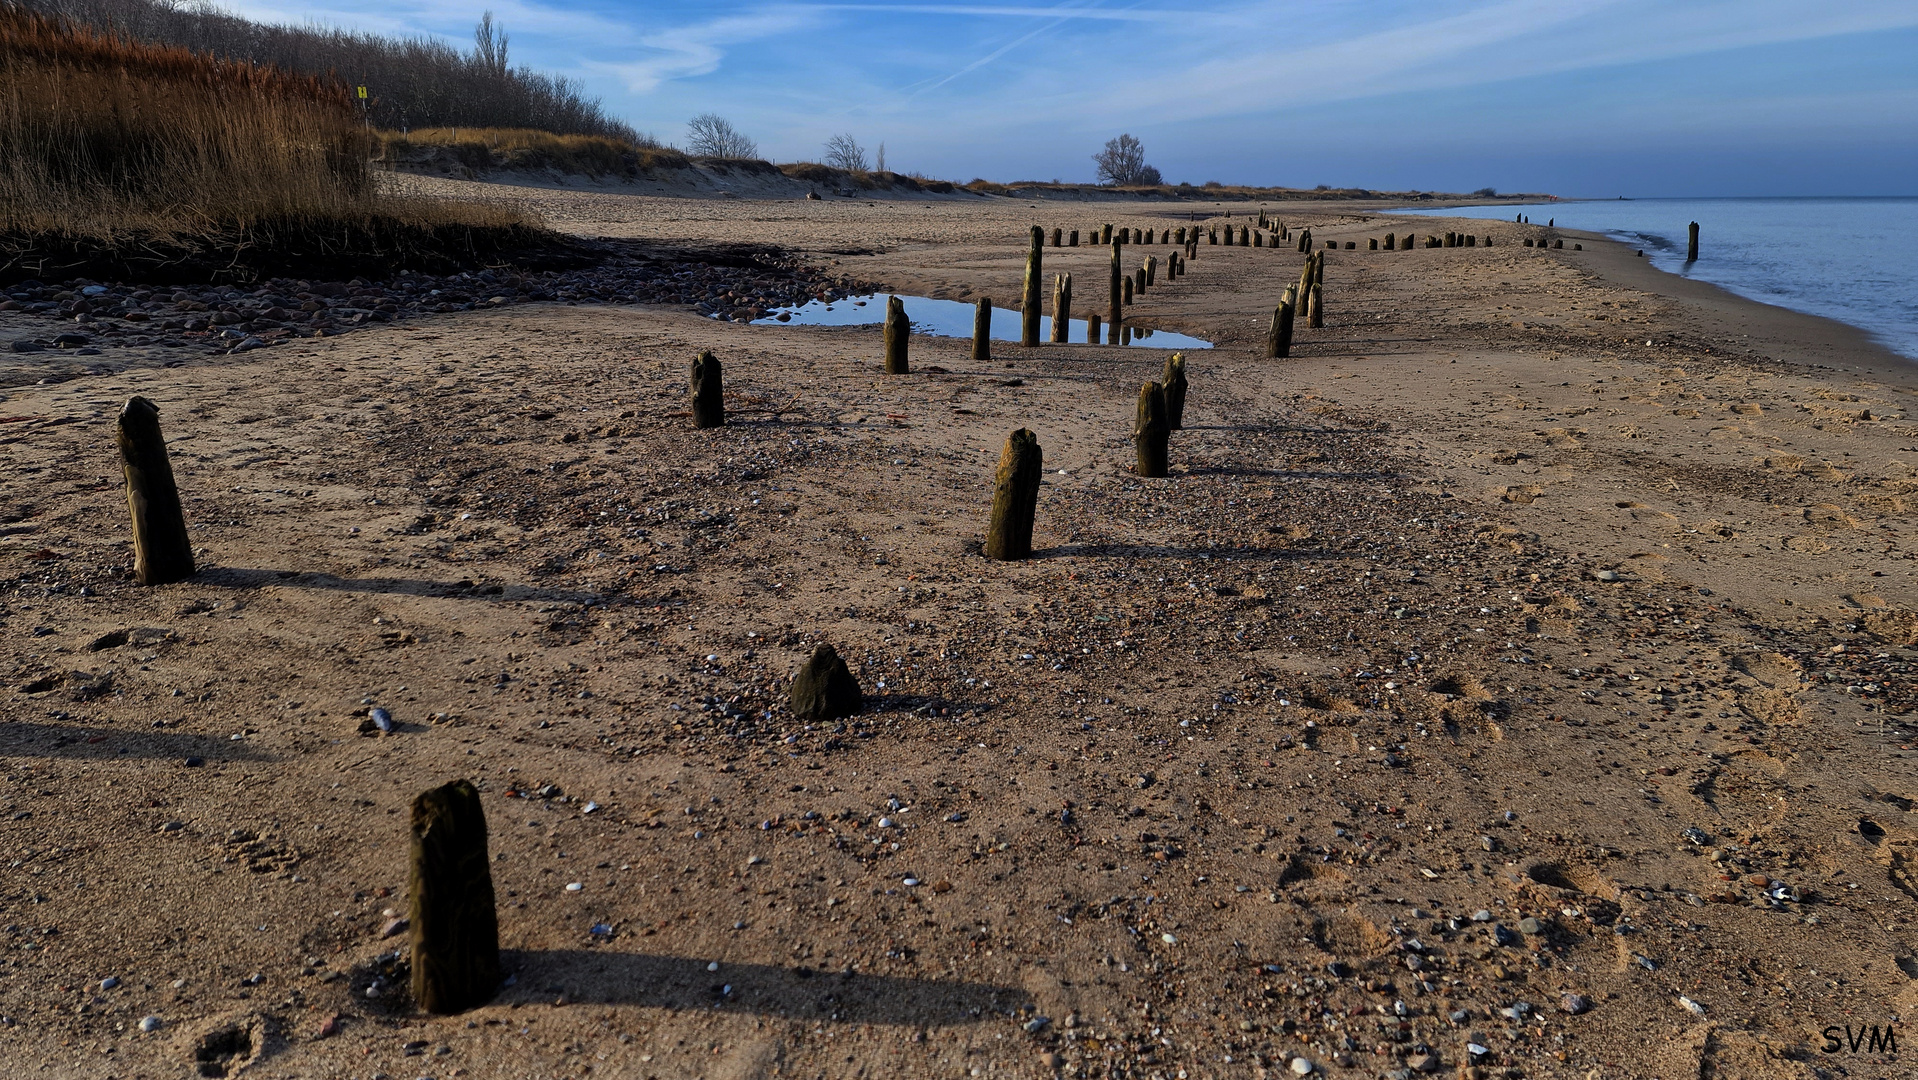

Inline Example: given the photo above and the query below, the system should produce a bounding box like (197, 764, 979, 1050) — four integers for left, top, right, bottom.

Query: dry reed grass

(0, 4, 547, 281)
(379, 127, 692, 177)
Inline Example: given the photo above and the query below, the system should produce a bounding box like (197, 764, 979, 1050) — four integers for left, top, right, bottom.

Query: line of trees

(13, 0, 641, 140)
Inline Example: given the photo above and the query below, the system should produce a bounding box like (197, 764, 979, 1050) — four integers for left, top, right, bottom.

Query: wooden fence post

(1134, 382, 1169, 477)
(972, 298, 992, 364)
(983, 428, 1043, 560)
(884, 295, 910, 374)
(117, 397, 194, 586)
(692, 350, 724, 428)
(410, 780, 501, 1015)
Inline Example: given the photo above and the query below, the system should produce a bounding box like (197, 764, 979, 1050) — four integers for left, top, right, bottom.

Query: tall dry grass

(379, 127, 690, 177)
(0, 4, 544, 281)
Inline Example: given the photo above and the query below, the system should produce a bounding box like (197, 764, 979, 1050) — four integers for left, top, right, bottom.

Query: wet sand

(2, 188, 1914, 1080)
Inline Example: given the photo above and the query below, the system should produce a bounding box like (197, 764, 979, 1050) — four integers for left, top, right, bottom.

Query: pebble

(565, 882, 583, 892)
(1290, 1056, 1314, 1075)
(1160, 933, 1177, 944)
(1022, 1015, 1050, 1033)
(1517, 916, 1544, 935)
(1471, 909, 1492, 922)
(1682, 826, 1710, 845)
(1678, 995, 1707, 1017)
(370, 707, 393, 733)
(380, 917, 409, 938)
(1561, 993, 1591, 1015)
(137, 1015, 163, 1033)
(99, 976, 119, 990)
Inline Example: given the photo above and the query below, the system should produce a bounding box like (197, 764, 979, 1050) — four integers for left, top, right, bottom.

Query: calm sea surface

(1391, 198, 1918, 360)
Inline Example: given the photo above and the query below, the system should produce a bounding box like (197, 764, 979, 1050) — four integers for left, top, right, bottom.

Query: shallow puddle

(751, 293, 1211, 349)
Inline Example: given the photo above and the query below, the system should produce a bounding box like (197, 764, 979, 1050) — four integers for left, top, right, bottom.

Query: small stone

(183, 757, 204, 768)
(1480, 835, 1497, 852)
(1471, 909, 1492, 922)
(1039, 1051, 1061, 1068)
(1594, 569, 1620, 582)
(1023, 1015, 1050, 1033)
(1561, 993, 1591, 1015)
(1490, 923, 1517, 946)
(565, 882, 583, 892)
(100, 977, 120, 990)
(159, 821, 184, 833)
(1407, 1051, 1439, 1073)
(379, 917, 409, 938)
(1682, 826, 1710, 845)
(1160, 933, 1177, 944)
(1517, 917, 1544, 935)
(1678, 995, 1707, 1017)
(1290, 1056, 1314, 1075)
(137, 1015, 163, 1033)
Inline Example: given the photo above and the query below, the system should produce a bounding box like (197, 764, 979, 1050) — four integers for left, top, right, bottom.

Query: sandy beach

(2, 186, 1914, 1080)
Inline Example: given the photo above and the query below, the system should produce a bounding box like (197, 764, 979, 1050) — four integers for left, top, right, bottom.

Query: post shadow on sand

(193, 566, 604, 605)
(0, 722, 272, 762)
(1032, 542, 1362, 563)
(503, 949, 1028, 1025)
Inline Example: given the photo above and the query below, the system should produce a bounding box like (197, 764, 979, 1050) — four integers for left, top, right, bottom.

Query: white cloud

(592, 8, 824, 94)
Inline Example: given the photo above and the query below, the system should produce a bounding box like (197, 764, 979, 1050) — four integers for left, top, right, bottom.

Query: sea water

(752, 293, 1212, 349)
(1391, 197, 1918, 360)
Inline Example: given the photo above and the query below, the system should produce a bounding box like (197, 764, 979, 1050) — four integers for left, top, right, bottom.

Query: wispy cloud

(593, 7, 822, 93)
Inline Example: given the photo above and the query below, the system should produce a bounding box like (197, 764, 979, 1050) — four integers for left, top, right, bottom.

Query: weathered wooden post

(1175, 227, 1186, 244)
(1102, 224, 1113, 244)
(1069, 229, 1079, 247)
(117, 397, 194, 586)
(1687, 221, 1699, 261)
(1119, 227, 1131, 244)
(692, 350, 724, 429)
(1108, 240, 1123, 342)
(1402, 234, 1413, 251)
(983, 428, 1043, 561)
(1145, 256, 1157, 287)
(972, 298, 992, 364)
(1383, 233, 1395, 250)
(1088, 312, 1102, 341)
(1280, 286, 1298, 356)
(1123, 275, 1134, 305)
(1208, 228, 1218, 244)
(884, 295, 910, 374)
(1254, 231, 1264, 247)
(1051, 274, 1071, 343)
(1051, 227, 1063, 247)
(1134, 382, 1169, 478)
(1162, 353, 1188, 430)
(1308, 282, 1323, 329)
(1369, 238, 1378, 250)
(1240, 226, 1251, 245)
(409, 779, 501, 1015)
(1021, 225, 1044, 347)
(790, 644, 861, 720)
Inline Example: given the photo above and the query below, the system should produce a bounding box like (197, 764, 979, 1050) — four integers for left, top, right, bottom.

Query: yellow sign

(356, 86, 367, 99)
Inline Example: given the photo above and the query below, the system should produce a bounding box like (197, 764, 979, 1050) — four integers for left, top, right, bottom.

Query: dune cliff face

(0, 187, 1911, 1080)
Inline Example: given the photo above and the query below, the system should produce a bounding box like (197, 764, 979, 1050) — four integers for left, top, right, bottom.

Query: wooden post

(409, 779, 501, 1015)
(884, 295, 909, 374)
(1088, 312, 1101, 341)
(972, 298, 992, 364)
(790, 644, 861, 720)
(1021, 225, 1043, 347)
(1175, 226, 1186, 244)
(1383, 233, 1395, 250)
(1240, 225, 1250, 245)
(1278, 285, 1297, 356)
(1102, 224, 1112, 244)
(117, 397, 194, 586)
(691, 350, 724, 429)
(1145, 256, 1156, 287)
(1108, 240, 1123, 343)
(1687, 221, 1699, 261)
(1369, 238, 1378, 250)
(1119, 227, 1131, 244)
(1050, 275, 1070, 343)
(1051, 227, 1063, 247)
(1208, 228, 1217, 245)
(1123, 275, 1134, 305)
(1403, 234, 1413, 251)
(1133, 382, 1169, 478)
(1162, 353, 1188, 430)
(1254, 231, 1263, 248)
(1069, 229, 1079, 247)
(983, 428, 1043, 561)
(1308, 282, 1322, 328)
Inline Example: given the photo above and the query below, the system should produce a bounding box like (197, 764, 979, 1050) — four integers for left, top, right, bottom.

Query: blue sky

(227, 0, 1918, 195)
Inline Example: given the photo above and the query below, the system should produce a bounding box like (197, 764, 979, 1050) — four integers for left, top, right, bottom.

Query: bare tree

(1093, 133, 1155, 186)
(824, 133, 869, 172)
(685, 114, 757, 159)
(473, 11, 508, 77)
